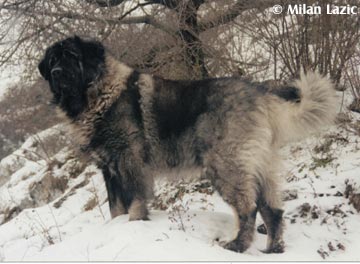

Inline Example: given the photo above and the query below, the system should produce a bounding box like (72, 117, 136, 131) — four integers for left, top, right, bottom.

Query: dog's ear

(71, 35, 104, 60)
(38, 59, 49, 80)
(74, 37, 105, 83)
(74, 35, 82, 45)
(79, 40, 105, 62)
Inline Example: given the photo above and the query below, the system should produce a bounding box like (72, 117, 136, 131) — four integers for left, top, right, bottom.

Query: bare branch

(117, 15, 176, 36)
(2, 6, 177, 37)
(145, 0, 180, 9)
(198, 0, 283, 32)
(116, 2, 153, 21)
(0, 17, 63, 67)
(84, 0, 125, 7)
(85, 0, 181, 9)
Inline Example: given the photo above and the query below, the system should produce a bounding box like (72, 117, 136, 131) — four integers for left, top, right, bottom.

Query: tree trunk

(177, 0, 209, 79)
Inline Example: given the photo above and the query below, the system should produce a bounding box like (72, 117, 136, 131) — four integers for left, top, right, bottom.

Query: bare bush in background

(243, 0, 360, 84)
(344, 45, 360, 112)
(1, 0, 358, 80)
(0, 0, 289, 80)
(0, 79, 61, 159)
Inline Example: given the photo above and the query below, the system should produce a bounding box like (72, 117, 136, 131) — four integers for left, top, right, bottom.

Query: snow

(0, 91, 360, 261)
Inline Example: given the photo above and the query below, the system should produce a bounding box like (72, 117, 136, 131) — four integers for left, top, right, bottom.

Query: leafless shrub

(22, 209, 61, 246)
(245, 0, 360, 83)
(344, 46, 360, 112)
(0, 0, 299, 81)
(152, 179, 213, 210)
(168, 198, 195, 232)
(87, 176, 106, 220)
(0, 0, 358, 84)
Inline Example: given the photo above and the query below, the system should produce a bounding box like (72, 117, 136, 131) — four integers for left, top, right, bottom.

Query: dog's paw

(128, 215, 150, 221)
(223, 240, 249, 253)
(262, 240, 285, 254)
(128, 199, 149, 221)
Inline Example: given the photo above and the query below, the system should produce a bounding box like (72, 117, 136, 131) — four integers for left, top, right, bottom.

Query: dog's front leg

(117, 147, 151, 221)
(102, 165, 127, 219)
(101, 148, 150, 221)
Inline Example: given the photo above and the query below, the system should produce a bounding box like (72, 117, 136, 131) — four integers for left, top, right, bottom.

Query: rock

(0, 154, 27, 186)
(299, 203, 311, 217)
(257, 223, 267, 235)
(349, 193, 360, 212)
(282, 189, 298, 201)
(28, 172, 68, 207)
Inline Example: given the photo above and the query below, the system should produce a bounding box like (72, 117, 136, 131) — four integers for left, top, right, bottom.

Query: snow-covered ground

(0, 92, 360, 261)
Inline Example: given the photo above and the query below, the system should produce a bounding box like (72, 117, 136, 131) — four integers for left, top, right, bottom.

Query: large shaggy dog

(38, 36, 337, 253)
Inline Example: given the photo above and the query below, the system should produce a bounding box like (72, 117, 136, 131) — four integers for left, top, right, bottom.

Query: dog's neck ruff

(70, 55, 135, 148)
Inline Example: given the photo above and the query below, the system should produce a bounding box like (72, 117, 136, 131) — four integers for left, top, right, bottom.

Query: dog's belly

(146, 164, 203, 181)
(145, 134, 208, 182)
(147, 130, 206, 168)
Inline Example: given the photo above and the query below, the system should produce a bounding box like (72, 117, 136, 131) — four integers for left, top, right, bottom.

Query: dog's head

(38, 36, 105, 118)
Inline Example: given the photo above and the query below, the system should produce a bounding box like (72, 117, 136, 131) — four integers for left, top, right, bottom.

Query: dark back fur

(152, 78, 212, 140)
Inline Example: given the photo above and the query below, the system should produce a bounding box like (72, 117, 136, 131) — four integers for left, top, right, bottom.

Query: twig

(47, 204, 62, 242)
(90, 177, 105, 220)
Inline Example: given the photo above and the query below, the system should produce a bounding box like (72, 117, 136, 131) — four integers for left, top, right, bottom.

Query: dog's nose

(51, 68, 63, 78)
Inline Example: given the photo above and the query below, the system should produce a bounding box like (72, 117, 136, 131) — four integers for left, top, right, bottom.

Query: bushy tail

(276, 71, 337, 143)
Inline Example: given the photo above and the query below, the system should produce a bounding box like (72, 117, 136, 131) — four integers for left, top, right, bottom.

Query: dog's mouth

(49, 67, 73, 105)
(48, 62, 86, 111)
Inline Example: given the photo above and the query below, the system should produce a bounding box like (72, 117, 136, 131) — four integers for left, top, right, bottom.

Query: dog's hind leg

(258, 177, 285, 253)
(258, 202, 285, 253)
(225, 206, 258, 253)
(206, 157, 259, 253)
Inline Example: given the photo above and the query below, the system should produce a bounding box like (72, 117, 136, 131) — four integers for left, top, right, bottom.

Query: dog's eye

(49, 55, 57, 67)
(63, 50, 79, 59)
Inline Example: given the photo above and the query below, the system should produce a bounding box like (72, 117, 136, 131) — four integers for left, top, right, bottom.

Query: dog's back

(138, 73, 336, 179)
